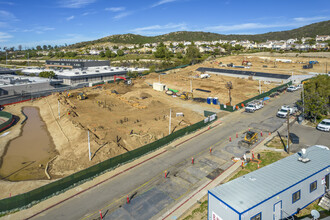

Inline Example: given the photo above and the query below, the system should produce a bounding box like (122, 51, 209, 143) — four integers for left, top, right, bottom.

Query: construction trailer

(208, 145, 330, 220)
(153, 82, 167, 92)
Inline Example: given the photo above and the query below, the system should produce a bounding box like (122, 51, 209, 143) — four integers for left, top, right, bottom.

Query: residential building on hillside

(316, 35, 330, 41)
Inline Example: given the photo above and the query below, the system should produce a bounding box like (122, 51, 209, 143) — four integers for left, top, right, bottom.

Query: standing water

(0, 106, 57, 181)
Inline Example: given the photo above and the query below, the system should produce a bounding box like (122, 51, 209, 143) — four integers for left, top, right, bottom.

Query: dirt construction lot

(204, 53, 330, 75)
(0, 53, 312, 198)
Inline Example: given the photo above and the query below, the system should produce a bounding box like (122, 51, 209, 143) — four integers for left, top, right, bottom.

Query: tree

(303, 75, 330, 122)
(186, 45, 201, 59)
(18, 45, 22, 51)
(176, 52, 183, 59)
(39, 71, 55, 78)
(117, 49, 124, 56)
(99, 51, 105, 57)
(154, 44, 166, 58)
(113, 45, 119, 49)
(36, 45, 42, 51)
(43, 45, 48, 50)
(48, 51, 54, 57)
(105, 50, 116, 58)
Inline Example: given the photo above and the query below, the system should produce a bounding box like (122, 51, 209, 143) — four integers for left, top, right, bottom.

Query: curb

(22, 118, 221, 219)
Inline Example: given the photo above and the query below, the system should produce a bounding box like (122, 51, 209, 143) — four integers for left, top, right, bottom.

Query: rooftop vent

(298, 148, 310, 163)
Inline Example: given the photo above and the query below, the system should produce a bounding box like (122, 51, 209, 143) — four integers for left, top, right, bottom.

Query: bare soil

(0, 53, 322, 198)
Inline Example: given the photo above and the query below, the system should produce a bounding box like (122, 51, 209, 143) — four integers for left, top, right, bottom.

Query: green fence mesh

(0, 115, 216, 213)
(219, 81, 292, 112)
(0, 111, 13, 131)
(155, 64, 191, 73)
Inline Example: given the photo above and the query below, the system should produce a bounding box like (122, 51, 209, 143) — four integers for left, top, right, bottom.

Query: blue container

(213, 97, 218, 105)
(207, 97, 212, 104)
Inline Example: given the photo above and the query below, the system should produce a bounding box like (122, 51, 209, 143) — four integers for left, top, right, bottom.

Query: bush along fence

(219, 81, 293, 112)
(0, 114, 217, 213)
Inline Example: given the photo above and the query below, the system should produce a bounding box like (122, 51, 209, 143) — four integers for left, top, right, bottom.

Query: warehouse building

(54, 66, 148, 86)
(45, 59, 110, 69)
(208, 145, 330, 220)
(0, 75, 60, 96)
(44, 59, 148, 86)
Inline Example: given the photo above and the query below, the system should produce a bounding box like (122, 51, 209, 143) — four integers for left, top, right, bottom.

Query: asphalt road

(31, 91, 302, 220)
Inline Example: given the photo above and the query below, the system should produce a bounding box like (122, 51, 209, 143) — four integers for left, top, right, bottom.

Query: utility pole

(259, 80, 261, 94)
(27, 52, 29, 66)
(88, 130, 91, 161)
(287, 112, 290, 154)
(326, 62, 328, 74)
(291, 72, 293, 84)
(169, 108, 171, 135)
(225, 81, 233, 106)
(58, 100, 60, 119)
(190, 80, 192, 93)
(302, 83, 304, 116)
(5, 52, 8, 66)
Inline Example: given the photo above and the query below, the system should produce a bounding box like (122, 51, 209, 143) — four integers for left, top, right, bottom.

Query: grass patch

(182, 200, 208, 220)
(265, 136, 289, 149)
(180, 151, 287, 220)
(295, 199, 330, 219)
(230, 151, 286, 181)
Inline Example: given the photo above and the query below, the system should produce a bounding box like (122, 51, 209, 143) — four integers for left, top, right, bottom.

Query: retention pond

(0, 106, 57, 181)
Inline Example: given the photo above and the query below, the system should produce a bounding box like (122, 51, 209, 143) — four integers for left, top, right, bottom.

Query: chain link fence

(0, 114, 216, 213)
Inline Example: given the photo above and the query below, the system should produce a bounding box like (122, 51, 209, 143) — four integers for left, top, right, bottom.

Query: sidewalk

(4, 118, 223, 220)
(160, 119, 291, 220)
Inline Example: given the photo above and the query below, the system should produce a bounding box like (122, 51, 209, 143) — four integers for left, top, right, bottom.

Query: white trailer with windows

(208, 145, 330, 220)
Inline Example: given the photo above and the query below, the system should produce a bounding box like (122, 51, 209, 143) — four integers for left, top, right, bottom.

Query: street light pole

(287, 112, 290, 154)
(302, 83, 304, 116)
(88, 131, 91, 161)
(169, 108, 171, 135)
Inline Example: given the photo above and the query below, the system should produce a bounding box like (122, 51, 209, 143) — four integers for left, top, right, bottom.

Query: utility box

(153, 83, 166, 92)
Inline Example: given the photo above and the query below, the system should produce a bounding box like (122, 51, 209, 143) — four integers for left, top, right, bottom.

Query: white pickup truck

(276, 105, 297, 118)
(245, 100, 264, 113)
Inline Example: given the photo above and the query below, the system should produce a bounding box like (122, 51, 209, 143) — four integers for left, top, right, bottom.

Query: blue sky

(0, 0, 329, 48)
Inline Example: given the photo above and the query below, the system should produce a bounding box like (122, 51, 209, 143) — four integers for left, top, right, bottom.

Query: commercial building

(45, 59, 110, 69)
(208, 145, 330, 220)
(0, 67, 16, 75)
(44, 59, 148, 86)
(54, 66, 148, 86)
(0, 75, 61, 96)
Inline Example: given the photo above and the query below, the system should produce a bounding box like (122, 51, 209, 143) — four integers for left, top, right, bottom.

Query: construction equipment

(238, 131, 258, 147)
(67, 92, 73, 98)
(77, 92, 87, 100)
(114, 76, 132, 85)
(242, 57, 252, 66)
(180, 92, 193, 100)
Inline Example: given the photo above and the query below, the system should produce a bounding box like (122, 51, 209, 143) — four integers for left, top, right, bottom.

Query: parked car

(245, 103, 258, 113)
(276, 105, 297, 118)
(316, 119, 330, 132)
(287, 86, 298, 92)
(245, 100, 264, 113)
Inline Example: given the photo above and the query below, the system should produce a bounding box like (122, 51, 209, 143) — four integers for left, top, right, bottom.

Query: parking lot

(281, 122, 329, 153)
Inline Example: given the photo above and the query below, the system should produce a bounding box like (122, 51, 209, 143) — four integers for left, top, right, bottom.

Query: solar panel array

(197, 67, 291, 79)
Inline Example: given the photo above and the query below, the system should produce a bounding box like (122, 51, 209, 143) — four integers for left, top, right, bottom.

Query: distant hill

(68, 20, 330, 48)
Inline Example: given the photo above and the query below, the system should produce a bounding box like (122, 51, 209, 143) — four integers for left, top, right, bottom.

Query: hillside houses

(316, 35, 330, 41)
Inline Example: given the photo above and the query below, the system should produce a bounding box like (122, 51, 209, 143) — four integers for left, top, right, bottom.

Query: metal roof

(197, 67, 291, 79)
(209, 145, 330, 214)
